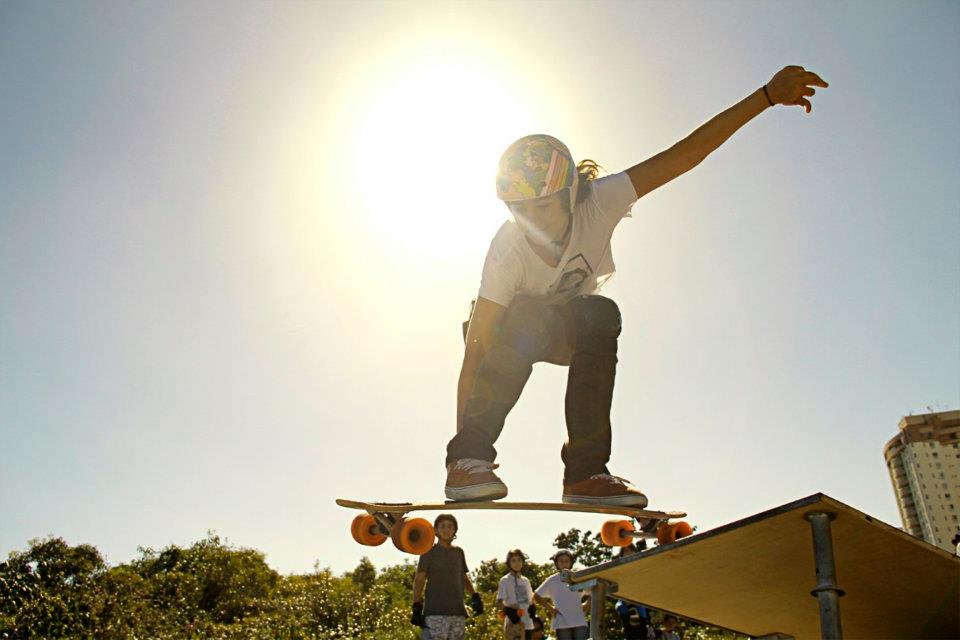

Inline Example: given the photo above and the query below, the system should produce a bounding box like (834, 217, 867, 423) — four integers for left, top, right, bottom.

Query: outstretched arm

(626, 65, 828, 199)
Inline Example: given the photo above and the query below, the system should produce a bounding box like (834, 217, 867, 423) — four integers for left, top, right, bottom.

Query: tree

(345, 556, 376, 592)
(135, 532, 280, 624)
(0, 536, 106, 639)
(552, 527, 614, 567)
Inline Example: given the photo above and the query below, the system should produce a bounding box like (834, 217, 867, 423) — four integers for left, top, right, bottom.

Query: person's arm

(413, 570, 427, 604)
(464, 572, 484, 615)
(410, 569, 429, 627)
(456, 296, 508, 431)
(626, 65, 828, 199)
(533, 593, 558, 617)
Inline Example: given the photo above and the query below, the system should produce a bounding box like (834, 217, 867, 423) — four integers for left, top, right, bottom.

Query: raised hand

(766, 66, 829, 113)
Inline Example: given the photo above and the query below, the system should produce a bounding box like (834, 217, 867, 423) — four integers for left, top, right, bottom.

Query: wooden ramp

(566, 493, 959, 639)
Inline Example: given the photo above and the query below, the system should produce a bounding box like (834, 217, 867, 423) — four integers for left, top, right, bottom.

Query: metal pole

(589, 578, 608, 640)
(564, 575, 617, 640)
(805, 511, 844, 639)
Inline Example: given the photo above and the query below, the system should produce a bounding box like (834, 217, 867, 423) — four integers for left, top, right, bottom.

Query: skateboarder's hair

(504, 548, 527, 566)
(434, 513, 458, 534)
(573, 159, 600, 205)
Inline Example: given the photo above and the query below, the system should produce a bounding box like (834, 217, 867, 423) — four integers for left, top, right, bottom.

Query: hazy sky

(2, 1, 958, 576)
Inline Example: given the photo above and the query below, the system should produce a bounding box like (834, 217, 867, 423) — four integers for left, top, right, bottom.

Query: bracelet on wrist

(762, 85, 774, 107)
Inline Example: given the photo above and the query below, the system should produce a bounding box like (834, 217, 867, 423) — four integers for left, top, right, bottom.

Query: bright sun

(350, 55, 535, 260)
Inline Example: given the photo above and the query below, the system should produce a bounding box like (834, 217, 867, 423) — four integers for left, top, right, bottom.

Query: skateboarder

(411, 514, 483, 640)
(534, 549, 590, 640)
(496, 548, 537, 639)
(445, 65, 828, 504)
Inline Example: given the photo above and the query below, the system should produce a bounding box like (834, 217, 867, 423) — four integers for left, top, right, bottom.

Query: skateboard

(337, 498, 693, 555)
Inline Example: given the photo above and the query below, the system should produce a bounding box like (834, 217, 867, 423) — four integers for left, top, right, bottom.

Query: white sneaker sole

(562, 493, 648, 508)
(445, 482, 508, 502)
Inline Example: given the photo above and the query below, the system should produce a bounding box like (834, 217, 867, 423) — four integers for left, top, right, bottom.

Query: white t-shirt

(497, 573, 535, 630)
(478, 172, 638, 307)
(535, 572, 588, 630)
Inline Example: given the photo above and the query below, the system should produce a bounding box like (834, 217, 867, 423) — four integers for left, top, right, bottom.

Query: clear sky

(2, 1, 958, 576)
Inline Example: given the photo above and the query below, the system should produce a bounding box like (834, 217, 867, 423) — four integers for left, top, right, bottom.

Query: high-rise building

(883, 409, 960, 552)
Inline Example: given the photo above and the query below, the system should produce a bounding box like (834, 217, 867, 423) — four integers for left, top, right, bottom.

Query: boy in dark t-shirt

(412, 514, 483, 640)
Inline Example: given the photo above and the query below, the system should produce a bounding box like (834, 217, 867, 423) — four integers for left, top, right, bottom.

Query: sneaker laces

(589, 473, 633, 486)
(455, 458, 500, 474)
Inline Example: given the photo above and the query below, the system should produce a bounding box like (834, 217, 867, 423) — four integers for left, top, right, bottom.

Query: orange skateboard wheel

(600, 519, 635, 547)
(391, 517, 435, 555)
(657, 521, 693, 545)
(350, 514, 387, 546)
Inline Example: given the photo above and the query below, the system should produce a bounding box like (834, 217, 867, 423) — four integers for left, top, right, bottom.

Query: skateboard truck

(600, 517, 694, 547)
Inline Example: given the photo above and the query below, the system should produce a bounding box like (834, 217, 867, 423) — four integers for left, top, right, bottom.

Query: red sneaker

(562, 474, 648, 507)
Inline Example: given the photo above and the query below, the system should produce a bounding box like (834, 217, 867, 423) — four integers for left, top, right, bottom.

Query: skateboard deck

(337, 498, 692, 555)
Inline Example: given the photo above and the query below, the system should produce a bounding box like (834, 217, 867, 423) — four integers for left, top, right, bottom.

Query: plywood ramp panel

(568, 494, 959, 639)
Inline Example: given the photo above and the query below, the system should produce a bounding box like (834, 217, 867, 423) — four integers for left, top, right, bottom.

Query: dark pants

(446, 295, 620, 484)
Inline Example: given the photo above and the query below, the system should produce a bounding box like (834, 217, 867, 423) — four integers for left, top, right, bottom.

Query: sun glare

(351, 55, 535, 260)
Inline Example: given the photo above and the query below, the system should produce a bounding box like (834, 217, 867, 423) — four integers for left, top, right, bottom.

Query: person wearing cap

(445, 66, 828, 504)
(533, 550, 589, 640)
(411, 514, 483, 640)
(496, 549, 537, 640)
(614, 543, 654, 639)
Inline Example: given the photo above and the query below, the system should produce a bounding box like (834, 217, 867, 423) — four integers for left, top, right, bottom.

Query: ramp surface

(567, 493, 959, 639)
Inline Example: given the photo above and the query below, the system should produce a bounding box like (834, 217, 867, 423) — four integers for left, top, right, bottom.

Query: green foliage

(0, 532, 746, 640)
(0, 536, 107, 639)
(344, 557, 376, 592)
(553, 527, 615, 567)
(135, 532, 280, 624)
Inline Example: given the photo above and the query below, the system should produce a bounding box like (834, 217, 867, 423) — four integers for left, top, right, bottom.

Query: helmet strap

(568, 176, 579, 213)
(550, 212, 572, 258)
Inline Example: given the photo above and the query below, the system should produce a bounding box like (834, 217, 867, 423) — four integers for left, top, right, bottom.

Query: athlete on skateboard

(445, 65, 828, 504)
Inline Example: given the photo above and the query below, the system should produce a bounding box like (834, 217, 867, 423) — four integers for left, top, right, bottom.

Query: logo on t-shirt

(551, 253, 594, 301)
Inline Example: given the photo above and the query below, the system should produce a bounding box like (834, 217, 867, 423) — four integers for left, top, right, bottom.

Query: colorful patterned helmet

(496, 134, 578, 210)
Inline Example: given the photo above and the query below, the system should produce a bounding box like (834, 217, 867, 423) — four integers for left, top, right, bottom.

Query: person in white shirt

(445, 66, 828, 504)
(496, 549, 536, 640)
(534, 549, 589, 640)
